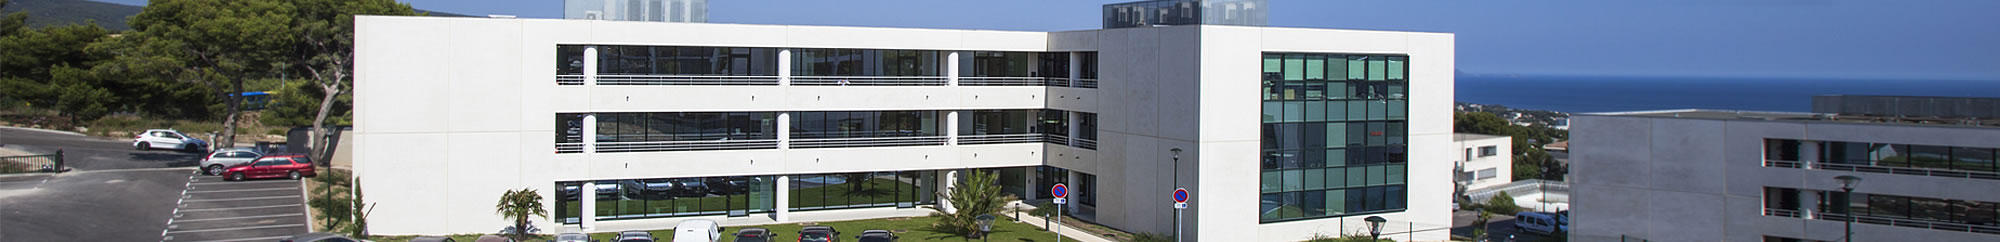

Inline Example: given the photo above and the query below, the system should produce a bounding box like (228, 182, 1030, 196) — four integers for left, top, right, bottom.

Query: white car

(200, 148, 263, 175)
(672, 219, 722, 242)
(133, 129, 208, 152)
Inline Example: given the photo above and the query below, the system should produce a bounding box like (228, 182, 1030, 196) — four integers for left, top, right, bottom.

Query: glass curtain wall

(555, 175, 777, 223)
(1036, 166, 1070, 199)
(960, 51, 1067, 78)
(791, 48, 945, 77)
(789, 111, 944, 139)
(558, 45, 588, 75)
(590, 45, 778, 76)
(591, 112, 778, 142)
(1078, 52, 1099, 79)
(1815, 191, 2000, 227)
(960, 110, 1043, 136)
(1259, 52, 1409, 223)
(789, 170, 939, 211)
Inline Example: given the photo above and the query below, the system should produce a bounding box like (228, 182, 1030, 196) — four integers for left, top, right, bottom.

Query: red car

(223, 154, 316, 181)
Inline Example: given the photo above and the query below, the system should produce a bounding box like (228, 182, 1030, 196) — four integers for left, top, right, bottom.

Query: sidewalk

(1005, 201, 1117, 242)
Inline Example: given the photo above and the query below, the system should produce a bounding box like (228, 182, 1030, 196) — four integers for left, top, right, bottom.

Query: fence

(1466, 179, 1569, 204)
(0, 150, 63, 174)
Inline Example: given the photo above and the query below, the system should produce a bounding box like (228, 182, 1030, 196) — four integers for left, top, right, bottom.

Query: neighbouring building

(1570, 95, 2000, 241)
(1454, 133, 1512, 191)
(351, 0, 1456, 240)
(563, 0, 706, 23)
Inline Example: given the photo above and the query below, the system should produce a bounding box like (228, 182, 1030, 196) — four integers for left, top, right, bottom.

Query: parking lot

(162, 173, 312, 242)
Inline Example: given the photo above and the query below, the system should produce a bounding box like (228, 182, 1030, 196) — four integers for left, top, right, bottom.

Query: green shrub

(1128, 232, 1173, 242)
(1483, 191, 1524, 215)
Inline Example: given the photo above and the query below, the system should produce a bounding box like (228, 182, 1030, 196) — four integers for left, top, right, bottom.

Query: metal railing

(0, 150, 63, 174)
(596, 139, 779, 153)
(1762, 208, 1803, 218)
(555, 143, 584, 154)
(1818, 213, 2000, 235)
(1045, 134, 1071, 146)
(1763, 160, 1802, 168)
(1073, 78, 1099, 88)
(1043, 78, 1071, 87)
(1075, 139, 1098, 150)
(957, 134, 1044, 145)
(596, 75, 780, 86)
(1465, 179, 1569, 203)
(556, 75, 586, 85)
(792, 76, 947, 86)
(790, 136, 947, 149)
(958, 77, 1051, 86)
(1807, 162, 2000, 181)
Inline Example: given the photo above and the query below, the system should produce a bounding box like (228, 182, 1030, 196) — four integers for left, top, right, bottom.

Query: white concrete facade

(1454, 133, 1512, 191)
(353, 16, 1453, 241)
(1570, 110, 2000, 241)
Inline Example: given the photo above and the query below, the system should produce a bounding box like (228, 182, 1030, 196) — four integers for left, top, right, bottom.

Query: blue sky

(96, 0, 2000, 82)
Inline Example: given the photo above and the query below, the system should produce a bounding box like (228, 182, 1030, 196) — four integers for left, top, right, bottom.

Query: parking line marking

(191, 180, 297, 185)
(186, 187, 298, 193)
(164, 224, 304, 234)
(178, 204, 304, 212)
(182, 195, 298, 202)
(188, 235, 292, 242)
(171, 213, 304, 223)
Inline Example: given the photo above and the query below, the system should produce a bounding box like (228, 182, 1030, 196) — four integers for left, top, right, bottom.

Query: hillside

(0, 0, 140, 31)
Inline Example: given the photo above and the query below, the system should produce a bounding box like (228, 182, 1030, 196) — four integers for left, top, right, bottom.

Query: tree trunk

(221, 78, 242, 148)
(311, 85, 341, 164)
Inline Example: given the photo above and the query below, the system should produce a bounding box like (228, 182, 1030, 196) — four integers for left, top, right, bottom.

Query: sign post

(1052, 183, 1068, 242)
(1173, 187, 1189, 242)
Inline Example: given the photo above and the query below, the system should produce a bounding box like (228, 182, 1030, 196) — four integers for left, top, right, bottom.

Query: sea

(1456, 76, 2000, 113)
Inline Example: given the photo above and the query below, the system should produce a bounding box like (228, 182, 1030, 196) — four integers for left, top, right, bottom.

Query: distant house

(1454, 133, 1513, 191)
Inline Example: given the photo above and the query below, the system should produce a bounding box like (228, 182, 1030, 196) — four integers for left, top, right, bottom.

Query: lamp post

(1365, 216, 1386, 241)
(976, 214, 996, 242)
(1836, 175, 1862, 242)
(1169, 148, 1183, 242)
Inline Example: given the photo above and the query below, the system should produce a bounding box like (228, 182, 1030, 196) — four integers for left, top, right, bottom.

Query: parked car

(473, 234, 514, 242)
(1556, 210, 1570, 233)
(672, 219, 723, 242)
(1514, 212, 1560, 235)
(855, 230, 897, 242)
(553, 233, 590, 242)
(200, 147, 263, 176)
(731, 227, 775, 242)
(615, 230, 657, 242)
(410, 236, 457, 242)
(596, 182, 623, 200)
(279, 232, 359, 242)
(133, 129, 208, 152)
(626, 179, 681, 199)
(562, 184, 582, 200)
(221, 154, 316, 181)
(799, 226, 840, 242)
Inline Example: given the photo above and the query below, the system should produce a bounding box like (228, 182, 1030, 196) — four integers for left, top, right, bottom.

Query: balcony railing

(597, 75, 780, 85)
(793, 76, 947, 86)
(1073, 78, 1099, 88)
(1045, 134, 1071, 146)
(1816, 213, 2000, 235)
(1766, 160, 2000, 181)
(1761, 208, 1803, 218)
(790, 136, 947, 149)
(556, 143, 585, 154)
(557, 75, 586, 85)
(1075, 138, 1098, 150)
(596, 139, 780, 153)
(960, 77, 1051, 86)
(957, 134, 1044, 145)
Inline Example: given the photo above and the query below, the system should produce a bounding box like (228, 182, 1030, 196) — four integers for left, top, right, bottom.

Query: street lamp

(976, 214, 996, 242)
(1365, 216, 1386, 241)
(1836, 175, 1862, 242)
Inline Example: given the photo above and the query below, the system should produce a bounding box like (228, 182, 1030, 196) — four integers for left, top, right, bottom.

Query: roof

(1453, 133, 1511, 141)
(1545, 141, 1569, 150)
(1584, 109, 2000, 128)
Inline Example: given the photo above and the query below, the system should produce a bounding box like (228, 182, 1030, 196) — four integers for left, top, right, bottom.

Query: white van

(1514, 212, 1560, 235)
(672, 219, 723, 242)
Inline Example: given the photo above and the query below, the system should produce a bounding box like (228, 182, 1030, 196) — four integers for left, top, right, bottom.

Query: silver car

(200, 148, 263, 176)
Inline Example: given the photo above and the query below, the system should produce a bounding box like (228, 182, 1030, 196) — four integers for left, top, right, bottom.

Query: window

(961, 51, 1053, 77)
(557, 45, 587, 75)
(1476, 168, 1498, 179)
(1479, 146, 1499, 157)
(1079, 173, 1096, 206)
(793, 48, 944, 77)
(1078, 52, 1099, 79)
(1764, 139, 1802, 161)
(596, 45, 779, 76)
(793, 111, 942, 139)
(960, 110, 1042, 136)
(789, 170, 938, 211)
(1261, 52, 1410, 223)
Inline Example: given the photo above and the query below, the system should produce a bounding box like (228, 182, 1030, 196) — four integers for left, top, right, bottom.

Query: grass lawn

(375, 216, 1073, 242)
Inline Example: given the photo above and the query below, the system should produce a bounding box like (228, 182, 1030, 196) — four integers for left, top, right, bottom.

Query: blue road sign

(1052, 184, 1069, 198)
(1173, 188, 1189, 203)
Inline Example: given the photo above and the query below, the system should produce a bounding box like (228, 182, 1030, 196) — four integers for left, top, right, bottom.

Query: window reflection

(790, 170, 939, 211)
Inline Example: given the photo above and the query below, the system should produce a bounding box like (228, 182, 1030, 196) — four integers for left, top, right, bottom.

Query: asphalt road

(0, 127, 309, 241)
(1452, 210, 1558, 242)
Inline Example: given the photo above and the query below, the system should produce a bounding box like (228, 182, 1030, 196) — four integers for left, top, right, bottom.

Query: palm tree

(495, 188, 548, 239)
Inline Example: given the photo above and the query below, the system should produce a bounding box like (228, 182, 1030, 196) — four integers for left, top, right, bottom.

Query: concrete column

(584, 46, 598, 86)
(776, 175, 791, 221)
(1800, 140, 1821, 168)
(1067, 111, 1081, 146)
(777, 113, 791, 149)
(947, 52, 960, 86)
(941, 169, 959, 213)
(946, 111, 959, 145)
(1799, 188, 1819, 219)
(1068, 52, 1081, 87)
(581, 181, 597, 232)
(778, 49, 792, 86)
(1024, 168, 1039, 200)
(582, 114, 598, 153)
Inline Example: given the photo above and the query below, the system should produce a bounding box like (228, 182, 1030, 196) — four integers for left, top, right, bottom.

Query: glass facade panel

(789, 170, 939, 211)
(793, 111, 943, 139)
(1260, 52, 1410, 223)
(961, 51, 1065, 78)
(793, 48, 945, 77)
(589, 45, 778, 76)
(558, 45, 588, 75)
(555, 175, 778, 223)
(581, 112, 779, 144)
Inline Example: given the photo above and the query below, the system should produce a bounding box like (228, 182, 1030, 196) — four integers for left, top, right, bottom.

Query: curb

(0, 126, 88, 136)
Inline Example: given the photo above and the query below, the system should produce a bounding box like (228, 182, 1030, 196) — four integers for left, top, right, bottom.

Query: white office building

(1570, 96, 2000, 241)
(351, 1, 1455, 240)
(1454, 133, 1512, 191)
